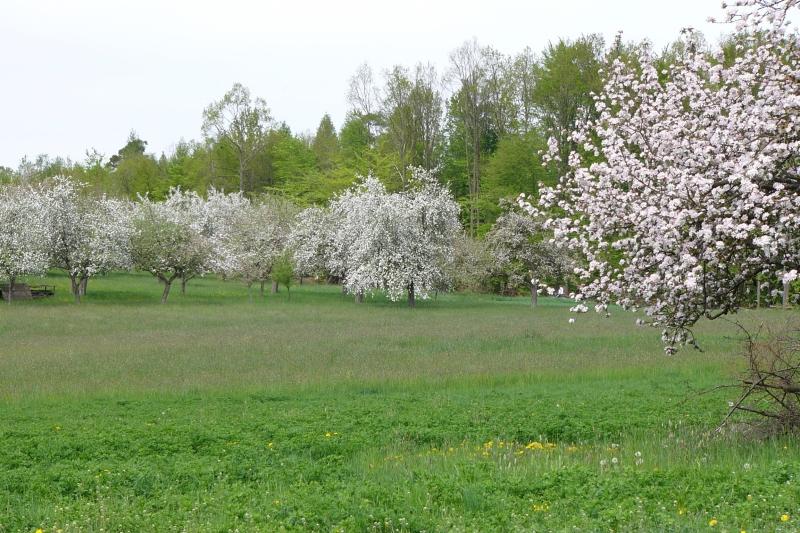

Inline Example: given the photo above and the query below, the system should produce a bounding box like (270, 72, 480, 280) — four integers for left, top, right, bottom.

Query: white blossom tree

(0, 184, 50, 302)
(520, 0, 800, 351)
(216, 196, 297, 298)
(288, 206, 338, 281)
(130, 194, 211, 304)
(334, 170, 460, 306)
(486, 207, 571, 306)
(41, 177, 132, 302)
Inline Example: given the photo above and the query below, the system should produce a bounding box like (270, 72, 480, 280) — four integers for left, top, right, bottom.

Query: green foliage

(0, 273, 798, 530)
(107, 131, 147, 170)
(271, 252, 295, 297)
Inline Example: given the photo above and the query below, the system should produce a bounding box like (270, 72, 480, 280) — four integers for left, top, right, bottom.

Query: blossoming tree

(218, 196, 297, 298)
(130, 193, 212, 303)
(486, 207, 572, 306)
(521, 0, 800, 351)
(42, 177, 132, 302)
(333, 170, 461, 306)
(0, 184, 49, 302)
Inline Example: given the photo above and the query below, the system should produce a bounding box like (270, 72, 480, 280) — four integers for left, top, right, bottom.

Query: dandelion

(709, 518, 718, 527)
(600, 459, 608, 467)
(743, 463, 751, 471)
(781, 514, 790, 522)
(568, 318, 575, 324)
(611, 457, 619, 465)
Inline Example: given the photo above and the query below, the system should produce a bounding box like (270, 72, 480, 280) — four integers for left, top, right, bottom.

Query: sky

(0, 0, 733, 168)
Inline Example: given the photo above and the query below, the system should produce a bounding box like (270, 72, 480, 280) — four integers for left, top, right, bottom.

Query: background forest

(0, 33, 722, 235)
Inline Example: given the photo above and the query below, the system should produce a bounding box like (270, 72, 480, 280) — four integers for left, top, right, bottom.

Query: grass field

(1, 272, 798, 531)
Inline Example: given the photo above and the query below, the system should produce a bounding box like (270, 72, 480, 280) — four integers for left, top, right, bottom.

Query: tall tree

(312, 114, 339, 172)
(202, 83, 272, 193)
(532, 35, 604, 177)
(449, 39, 488, 236)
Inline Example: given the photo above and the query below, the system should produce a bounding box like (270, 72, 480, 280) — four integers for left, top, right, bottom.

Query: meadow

(0, 273, 798, 532)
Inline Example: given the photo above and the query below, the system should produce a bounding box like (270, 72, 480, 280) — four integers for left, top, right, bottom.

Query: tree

(532, 36, 604, 177)
(42, 177, 132, 302)
(271, 252, 295, 300)
(449, 39, 488, 236)
(381, 64, 444, 182)
(312, 114, 339, 172)
(217, 196, 297, 299)
(289, 206, 337, 280)
(0, 184, 49, 302)
(202, 83, 272, 192)
(108, 131, 147, 170)
(486, 207, 570, 306)
(333, 170, 460, 306)
(523, 0, 800, 352)
(130, 195, 211, 304)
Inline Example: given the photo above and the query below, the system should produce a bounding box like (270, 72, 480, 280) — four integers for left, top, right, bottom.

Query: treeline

(1, 33, 731, 234)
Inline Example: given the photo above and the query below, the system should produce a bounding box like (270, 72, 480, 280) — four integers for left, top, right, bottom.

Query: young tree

(271, 252, 295, 300)
(202, 83, 272, 192)
(523, 0, 800, 351)
(0, 185, 50, 303)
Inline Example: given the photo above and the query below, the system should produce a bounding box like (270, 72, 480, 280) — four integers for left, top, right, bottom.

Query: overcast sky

(0, 0, 732, 168)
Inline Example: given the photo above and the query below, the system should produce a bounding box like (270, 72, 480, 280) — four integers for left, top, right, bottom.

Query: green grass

(0, 272, 798, 531)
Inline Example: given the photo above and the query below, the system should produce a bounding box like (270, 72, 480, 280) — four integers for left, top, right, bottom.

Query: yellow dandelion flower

(709, 518, 718, 527)
(35, 529, 44, 533)
(781, 514, 790, 522)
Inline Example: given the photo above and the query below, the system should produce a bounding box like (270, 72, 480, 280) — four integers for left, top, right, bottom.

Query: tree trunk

(238, 155, 246, 193)
(7, 276, 14, 305)
(248, 283, 253, 303)
(408, 284, 416, 308)
(271, 280, 278, 294)
(355, 291, 364, 304)
(70, 275, 79, 298)
(161, 281, 172, 304)
(756, 279, 761, 308)
(79, 277, 87, 296)
(260, 280, 265, 298)
(181, 278, 187, 295)
(530, 280, 538, 308)
(783, 280, 790, 309)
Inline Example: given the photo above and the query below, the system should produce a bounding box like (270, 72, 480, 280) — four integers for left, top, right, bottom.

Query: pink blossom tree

(521, 0, 800, 352)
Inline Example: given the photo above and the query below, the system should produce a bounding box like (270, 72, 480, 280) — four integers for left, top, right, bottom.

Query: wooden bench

(0, 283, 55, 301)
